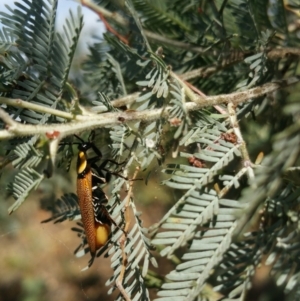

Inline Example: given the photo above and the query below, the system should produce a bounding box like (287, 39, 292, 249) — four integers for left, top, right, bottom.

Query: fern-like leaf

(7, 167, 44, 214)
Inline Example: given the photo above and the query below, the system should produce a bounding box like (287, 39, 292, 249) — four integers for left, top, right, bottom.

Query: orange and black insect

(42, 132, 125, 258)
(74, 134, 119, 256)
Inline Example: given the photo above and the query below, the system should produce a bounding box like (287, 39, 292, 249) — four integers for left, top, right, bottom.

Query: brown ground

(0, 169, 170, 301)
(0, 194, 115, 301)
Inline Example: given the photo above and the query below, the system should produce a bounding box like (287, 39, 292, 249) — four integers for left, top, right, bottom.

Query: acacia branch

(0, 97, 74, 120)
(0, 76, 298, 140)
(116, 167, 139, 301)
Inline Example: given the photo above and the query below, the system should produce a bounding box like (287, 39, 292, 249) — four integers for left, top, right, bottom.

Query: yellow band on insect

(77, 151, 87, 174)
(95, 223, 111, 249)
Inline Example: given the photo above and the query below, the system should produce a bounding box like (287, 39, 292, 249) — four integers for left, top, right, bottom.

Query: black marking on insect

(61, 132, 126, 257)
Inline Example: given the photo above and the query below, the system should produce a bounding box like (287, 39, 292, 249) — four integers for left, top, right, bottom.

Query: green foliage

(0, 0, 300, 300)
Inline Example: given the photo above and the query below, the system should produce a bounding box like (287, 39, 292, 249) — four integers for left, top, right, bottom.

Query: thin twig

(0, 108, 17, 127)
(116, 167, 140, 301)
(143, 30, 207, 54)
(111, 92, 140, 109)
(172, 70, 227, 114)
(81, 0, 129, 44)
(227, 102, 255, 185)
(179, 57, 244, 82)
(81, 0, 128, 26)
(286, 166, 300, 171)
(0, 97, 74, 120)
(0, 76, 298, 140)
(171, 71, 201, 102)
